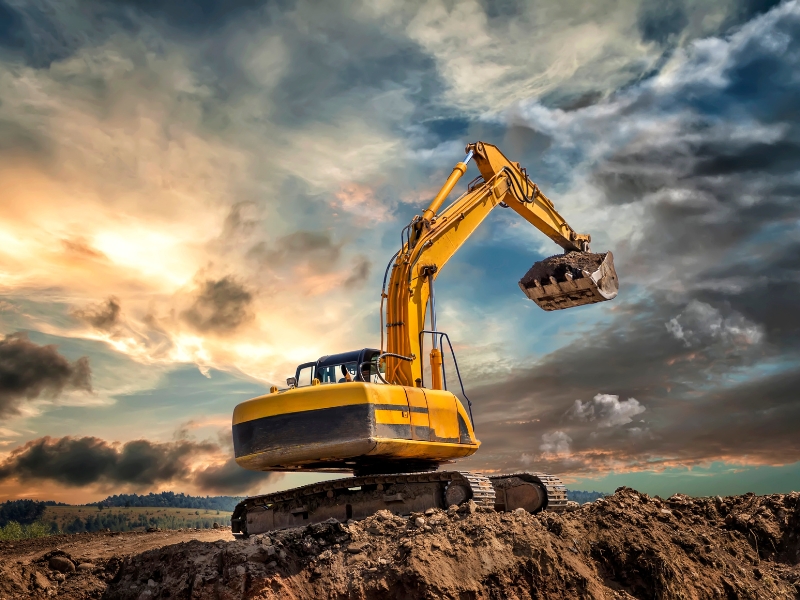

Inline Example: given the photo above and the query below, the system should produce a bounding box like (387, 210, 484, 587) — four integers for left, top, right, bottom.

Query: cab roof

(316, 348, 379, 368)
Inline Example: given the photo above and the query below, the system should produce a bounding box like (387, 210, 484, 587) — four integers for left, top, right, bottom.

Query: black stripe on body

(233, 404, 372, 458)
(375, 423, 412, 439)
(233, 403, 468, 459)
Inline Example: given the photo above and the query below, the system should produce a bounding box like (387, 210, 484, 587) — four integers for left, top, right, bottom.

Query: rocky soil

(2, 488, 799, 599)
(519, 251, 608, 286)
(0, 527, 230, 599)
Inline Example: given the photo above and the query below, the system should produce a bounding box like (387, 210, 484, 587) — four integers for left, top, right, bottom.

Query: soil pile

(2, 488, 799, 599)
(519, 251, 609, 286)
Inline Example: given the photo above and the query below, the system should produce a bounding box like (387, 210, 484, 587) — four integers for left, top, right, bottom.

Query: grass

(0, 521, 51, 540)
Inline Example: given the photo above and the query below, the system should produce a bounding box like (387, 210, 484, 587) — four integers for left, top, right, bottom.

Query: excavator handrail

(418, 329, 474, 428)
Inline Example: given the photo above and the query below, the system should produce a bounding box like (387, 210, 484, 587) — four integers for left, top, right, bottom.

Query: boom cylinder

(421, 151, 473, 222)
(430, 348, 443, 390)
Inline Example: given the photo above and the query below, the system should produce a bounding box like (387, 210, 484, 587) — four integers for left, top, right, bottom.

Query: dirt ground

(0, 527, 230, 599)
(2, 487, 799, 599)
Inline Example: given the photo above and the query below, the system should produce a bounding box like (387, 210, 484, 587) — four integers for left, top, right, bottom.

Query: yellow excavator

(230, 142, 618, 535)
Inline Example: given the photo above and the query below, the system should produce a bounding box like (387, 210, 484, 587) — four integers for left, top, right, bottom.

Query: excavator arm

(383, 141, 617, 388)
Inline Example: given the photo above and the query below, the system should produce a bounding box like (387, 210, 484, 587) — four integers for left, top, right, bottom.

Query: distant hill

(93, 492, 245, 512)
(566, 490, 607, 504)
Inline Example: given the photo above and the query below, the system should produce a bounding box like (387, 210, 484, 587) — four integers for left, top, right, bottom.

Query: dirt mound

(520, 251, 608, 285)
(2, 489, 799, 598)
(97, 487, 799, 599)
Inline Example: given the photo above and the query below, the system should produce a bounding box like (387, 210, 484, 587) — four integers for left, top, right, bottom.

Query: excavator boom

(384, 141, 619, 388)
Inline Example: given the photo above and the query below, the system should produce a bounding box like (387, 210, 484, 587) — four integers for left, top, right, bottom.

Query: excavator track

(232, 470, 496, 537)
(231, 470, 570, 536)
(490, 472, 568, 513)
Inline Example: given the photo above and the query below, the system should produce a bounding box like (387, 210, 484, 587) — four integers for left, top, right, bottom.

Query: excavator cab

(294, 349, 384, 386)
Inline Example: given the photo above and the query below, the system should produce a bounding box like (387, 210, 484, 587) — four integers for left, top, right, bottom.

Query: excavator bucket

(519, 251, 618, 311)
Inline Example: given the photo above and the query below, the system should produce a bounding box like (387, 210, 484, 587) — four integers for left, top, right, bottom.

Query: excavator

(230, 142, 618, 536)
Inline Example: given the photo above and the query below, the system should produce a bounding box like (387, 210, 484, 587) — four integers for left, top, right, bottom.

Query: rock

(146, 527, 159, 533)
(48, 556, 75, 573)
(250, 547, 275, 563)
(33, 570, 52, 590)
(266, 561, 277, 568)
(565, 501, 580, 512)
(424, 508, 436, 516)
(374, 510, 393, 521)
(213, 522, 220, 529)
(459, 500, 477, 515)
(414, 517, 426, 528)
(513, 508, 527, 515)
(347, 541, 368, 554)
(53, 573, 65, 583)
(76, 563, 95, 572)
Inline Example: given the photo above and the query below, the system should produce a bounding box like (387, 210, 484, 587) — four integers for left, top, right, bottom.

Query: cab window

(296, 365, 314, 387)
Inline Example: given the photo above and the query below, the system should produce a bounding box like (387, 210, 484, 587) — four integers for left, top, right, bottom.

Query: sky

(0, 0, 798, 504)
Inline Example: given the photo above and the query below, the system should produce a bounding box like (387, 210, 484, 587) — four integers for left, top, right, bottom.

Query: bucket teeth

(519, 251, 619, 311)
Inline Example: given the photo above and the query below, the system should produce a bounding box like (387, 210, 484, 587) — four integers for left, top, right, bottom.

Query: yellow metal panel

(425, 389, 459, 442)
(455, 400, 477, 444)
(369, 438, 478, 460)
(232, 383, 372, 425)
(369, 384, 412, 407)
(403, 387, 430, 440)
(374, 409, 410, 425)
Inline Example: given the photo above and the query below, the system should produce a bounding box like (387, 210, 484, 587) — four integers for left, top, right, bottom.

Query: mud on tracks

(2, 488, 800, 599)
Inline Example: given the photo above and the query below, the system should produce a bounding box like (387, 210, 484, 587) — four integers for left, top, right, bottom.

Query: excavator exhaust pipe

(519, 251, 619, 311)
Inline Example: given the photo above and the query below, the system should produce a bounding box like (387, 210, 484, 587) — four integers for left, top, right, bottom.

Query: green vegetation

(44, 506, 231, 533)
(0, 499, 48, 526)
(0, 520, 51, 540)
(95, 492, 244, 511)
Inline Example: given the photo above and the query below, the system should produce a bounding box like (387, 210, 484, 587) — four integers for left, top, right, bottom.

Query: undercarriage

(231, 470, 567, 537)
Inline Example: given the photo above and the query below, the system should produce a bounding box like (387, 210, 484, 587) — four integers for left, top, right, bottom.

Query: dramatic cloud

(72, 297, 122, 331)
(0, 333, 92, 417)
(0, 435, 273, 495)
(459, 2, 800, 478)
(540, 431, 572, 457)
(0, 0, 798, 501)
(181, 277, 254, 335)
(568, 394, 646, 428)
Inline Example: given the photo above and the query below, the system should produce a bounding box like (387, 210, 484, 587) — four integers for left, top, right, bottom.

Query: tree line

(94, 491, 244, 511)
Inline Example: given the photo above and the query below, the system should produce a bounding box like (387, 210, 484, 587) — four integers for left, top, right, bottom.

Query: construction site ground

(1, 487, 799, 599)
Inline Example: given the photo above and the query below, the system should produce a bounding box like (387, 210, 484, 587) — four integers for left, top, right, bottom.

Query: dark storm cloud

(0, 435, 270, 493)
(0, 0, 78, 67)
(464, 2, 800, 476)
(0, 333, 92, 417)
(637, 0, 688, 45)
(248, 231, 343, 267)
(192, 457, 268, 494)
(343, 256, 372, 288)
(72, 297, 122, 331)
(181, 277, 254, 334)
(118, 0, 272, 33)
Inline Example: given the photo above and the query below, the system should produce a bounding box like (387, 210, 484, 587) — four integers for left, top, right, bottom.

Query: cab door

(403, 387, 431, 441)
